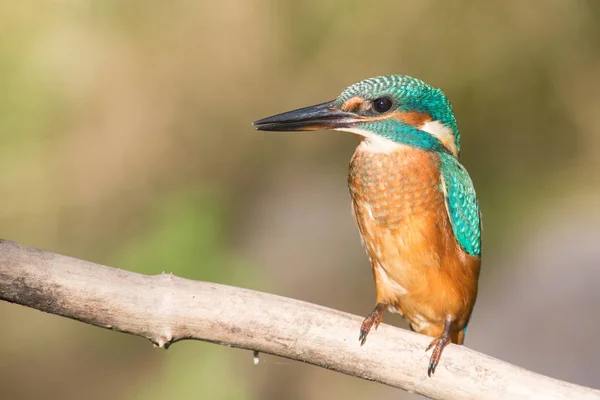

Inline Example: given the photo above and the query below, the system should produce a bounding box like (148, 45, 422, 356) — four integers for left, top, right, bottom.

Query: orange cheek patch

(340, 99, 432, 128)
(361, 110, 432, 127)
(341, 97, 365, 112)
(397, 111, 431, 127)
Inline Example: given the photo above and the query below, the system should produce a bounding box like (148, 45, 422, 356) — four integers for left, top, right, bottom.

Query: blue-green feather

(438, 152, 481, 257)
(356, 120, 448, 154)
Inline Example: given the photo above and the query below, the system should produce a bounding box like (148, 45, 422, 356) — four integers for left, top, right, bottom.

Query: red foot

(426, 332, 451, 377)
(359, 303, 385, 345)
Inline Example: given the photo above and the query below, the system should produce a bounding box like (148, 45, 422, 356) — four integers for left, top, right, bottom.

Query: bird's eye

(373, 97, 393, 113)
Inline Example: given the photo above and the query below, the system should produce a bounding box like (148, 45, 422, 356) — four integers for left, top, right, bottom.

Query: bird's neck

(420, 121, 459, 157)
(343, 122, 456, 156)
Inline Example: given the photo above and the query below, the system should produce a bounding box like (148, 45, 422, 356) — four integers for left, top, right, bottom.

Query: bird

(253, 75, 481, 376)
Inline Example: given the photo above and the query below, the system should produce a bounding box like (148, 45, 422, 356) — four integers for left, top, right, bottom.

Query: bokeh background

(1, 1, 600, 399)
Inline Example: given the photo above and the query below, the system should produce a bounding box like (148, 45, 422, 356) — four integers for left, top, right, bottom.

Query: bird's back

(349, 141, 480, 342)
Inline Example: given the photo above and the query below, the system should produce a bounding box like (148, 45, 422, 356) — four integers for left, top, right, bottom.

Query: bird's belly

(348, 143, 479, 331)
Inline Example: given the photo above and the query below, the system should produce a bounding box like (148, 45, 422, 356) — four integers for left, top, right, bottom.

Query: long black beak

(253, 100, 358, 131)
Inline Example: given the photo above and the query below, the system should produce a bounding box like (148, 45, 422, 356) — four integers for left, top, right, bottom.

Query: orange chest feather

(348, 144, 480, 329)
(349, 144, 446, 230)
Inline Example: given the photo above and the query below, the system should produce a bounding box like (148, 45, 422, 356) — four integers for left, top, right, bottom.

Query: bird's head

(253, 75, 460, 157)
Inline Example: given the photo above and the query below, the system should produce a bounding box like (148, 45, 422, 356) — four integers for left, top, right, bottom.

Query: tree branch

(0, 239, 597, 400)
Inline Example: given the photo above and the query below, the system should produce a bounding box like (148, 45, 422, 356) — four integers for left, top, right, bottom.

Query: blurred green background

(1, 1, 600, 399)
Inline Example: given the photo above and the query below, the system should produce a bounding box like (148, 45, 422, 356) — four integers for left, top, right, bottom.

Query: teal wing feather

(439, 152, 481, 257)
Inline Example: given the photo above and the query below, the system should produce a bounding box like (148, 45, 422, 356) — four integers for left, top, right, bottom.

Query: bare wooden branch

(0, 239, 597, 400)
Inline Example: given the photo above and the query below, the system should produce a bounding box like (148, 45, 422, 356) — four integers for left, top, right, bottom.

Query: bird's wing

(439, 152, 481, 257)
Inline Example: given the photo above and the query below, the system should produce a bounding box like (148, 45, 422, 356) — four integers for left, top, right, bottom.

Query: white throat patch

(335, 127, 401, 153)
(420, 120, 458, 157)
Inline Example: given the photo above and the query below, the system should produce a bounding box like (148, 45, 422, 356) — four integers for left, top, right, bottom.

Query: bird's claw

(359, 303, 385, 346)
(358, 328, 369, 346)
(426, 333, 450, 377)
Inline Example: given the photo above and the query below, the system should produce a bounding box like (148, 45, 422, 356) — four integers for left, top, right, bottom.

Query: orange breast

(348, 142, 480, 341)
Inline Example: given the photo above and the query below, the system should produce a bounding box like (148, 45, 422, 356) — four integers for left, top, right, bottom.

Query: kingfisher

(253, 75, 481, 376)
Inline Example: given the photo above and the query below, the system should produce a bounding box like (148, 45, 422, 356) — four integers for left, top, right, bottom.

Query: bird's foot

(359, 303, 386, 345)
(425, 315, 454, 377)
(426, 333, 450, 377)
